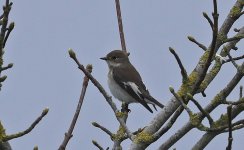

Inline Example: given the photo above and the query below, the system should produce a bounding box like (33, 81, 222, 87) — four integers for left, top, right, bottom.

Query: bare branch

(0, 63, 13, 72)
(169, 87, 192, 115)
(92, 122, 113, 137)
(169, 47, 188, 81)
(192, 101, 244, 150)
(224, 54, 244, 64)
(223, 98, 244, 105)
(158, 123, 193, 150)
(0, 0, 12, 89)
(223, 34, 244, 43)
(154, 106, 184, 139)
(2, 22, 14, 48)
(193, 0, 219, 93)
(3, 108, 49, 142)
(227, 53, 239, 69)
(187, 93, 214, 126)
(115, 0, 126, 52)
(188, 36, 207, 51)
(203, 12, 213, 30)
(160, 62, 244, 150)
(226, 105, 233, 150)
(58, 65, 92, 150)
(240, 85, 243, 99)
(92, 140, 105, 150)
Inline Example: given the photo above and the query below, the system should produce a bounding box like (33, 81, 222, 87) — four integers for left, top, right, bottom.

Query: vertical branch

(226, 105, 233, 150)
(115, 0, 127, 52)
(0, 0, 14, 90)
(58, 64, 93, 150)
(193, 0, 219, 93)
(239, 86, 243, 99)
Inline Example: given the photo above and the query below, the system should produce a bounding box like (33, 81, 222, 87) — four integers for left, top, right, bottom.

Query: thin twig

(240, 86, 243, 99)
(203, 12, 213, 30)
(197, 119, 244, 132)
(115, 0, 126, 51)
(224, 55, 244, 64)
(169, 87, 192, 115)
(58, 65, 92, 150)
(227, 53, 239, 69)
(92, 122, 113, 137)
(68, 49, 134, 140)
(0, 0, 12, 89)
(92, 140, 105, 150)
(193, 0, 219, 93)
(226, 105, 233, 150)
(223, 34, 244, 43)
(187, 93, 214, 126)
(3, 108, 49, 141)
(3, 22, 14, 48)
(188, 36, 207, 51)
(154, 106, 184, 139)
(223, 99, 244, 105)
(0, 63, 13, 71)
(169, 47, 188, 81)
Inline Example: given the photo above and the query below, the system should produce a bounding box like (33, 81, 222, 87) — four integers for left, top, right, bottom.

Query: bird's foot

(121, 103, 131, 113)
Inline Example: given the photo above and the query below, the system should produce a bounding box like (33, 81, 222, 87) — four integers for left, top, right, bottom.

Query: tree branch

(169, 47, 188, 81)
(240, 85, 243, 99)
(3, 108, 48, 142)
(188, 36, 207, 51)
(92, 122, 113, 137)
(227, 53, 239, 69)
(224, 54, 244, 64)
(159, 62, 244, 149)
(0, 0, 13, 89)
(192, 102, 244, 150)
(2, 22, 14, 48)
(0, 63, 13, 71)
(203, 12, 213, 30)
(169, 87, 192, 115)
(58, 65, 92, 150)
(154, 106, 184, 140)
(115, 0, 126, 52)
(187, 93, 214, 126)
(193, 0, 219, 93)
(226, 105, 233, 150)
(92, 140, 107, 150)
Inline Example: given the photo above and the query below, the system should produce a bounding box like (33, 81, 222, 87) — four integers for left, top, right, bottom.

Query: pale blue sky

(0, 0, 243, 149)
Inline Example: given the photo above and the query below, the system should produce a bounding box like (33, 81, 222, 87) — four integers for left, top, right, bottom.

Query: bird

(100, 50, 164, 113)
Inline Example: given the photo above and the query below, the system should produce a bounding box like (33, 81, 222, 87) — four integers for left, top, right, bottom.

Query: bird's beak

(100, 57, 107, 60)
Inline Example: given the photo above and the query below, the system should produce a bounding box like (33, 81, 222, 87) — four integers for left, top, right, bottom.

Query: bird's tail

(145, 95, 164, 110)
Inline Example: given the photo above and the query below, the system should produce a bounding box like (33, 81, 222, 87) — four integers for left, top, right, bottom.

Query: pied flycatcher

(100, 50, 164, 113)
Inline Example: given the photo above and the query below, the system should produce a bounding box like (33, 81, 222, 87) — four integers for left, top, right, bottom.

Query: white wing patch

(215, 53, 227, 64)
(123, 81, 142, 99)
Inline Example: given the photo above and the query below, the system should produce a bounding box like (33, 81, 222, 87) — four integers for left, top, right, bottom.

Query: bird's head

(100, 50, 130, 68)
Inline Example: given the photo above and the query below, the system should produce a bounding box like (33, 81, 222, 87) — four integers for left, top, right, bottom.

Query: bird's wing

(113, 65, 153, 113)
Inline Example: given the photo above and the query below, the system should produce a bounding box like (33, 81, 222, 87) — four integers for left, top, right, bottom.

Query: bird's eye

(111, 56, 117, 60)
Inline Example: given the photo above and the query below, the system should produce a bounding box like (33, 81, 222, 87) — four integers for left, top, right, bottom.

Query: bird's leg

(121, 102, 131, 113)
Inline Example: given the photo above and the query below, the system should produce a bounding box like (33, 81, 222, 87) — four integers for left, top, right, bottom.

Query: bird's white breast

(107, 71, 137, 104)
